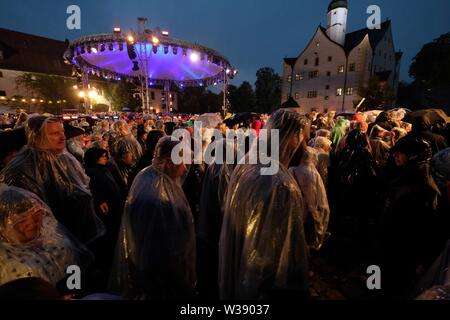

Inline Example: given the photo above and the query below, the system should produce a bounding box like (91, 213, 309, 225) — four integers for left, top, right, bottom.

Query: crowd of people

(0, 107, 449, 300)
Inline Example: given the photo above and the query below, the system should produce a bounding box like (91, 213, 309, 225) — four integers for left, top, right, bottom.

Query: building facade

(282, 0, 402, 113)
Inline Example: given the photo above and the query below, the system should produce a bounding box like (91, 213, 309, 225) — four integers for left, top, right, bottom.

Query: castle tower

(326, 0, 348, 45)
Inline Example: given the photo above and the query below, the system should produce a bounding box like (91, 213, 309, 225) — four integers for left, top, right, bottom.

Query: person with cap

(109, 136, 196, 299)
(0, 116, 104, 245)
(219, 109, 310, 300)
(380, 137, 441, 299)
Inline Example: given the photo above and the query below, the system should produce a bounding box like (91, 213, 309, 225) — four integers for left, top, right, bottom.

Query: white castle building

(281, 0, 402, 113)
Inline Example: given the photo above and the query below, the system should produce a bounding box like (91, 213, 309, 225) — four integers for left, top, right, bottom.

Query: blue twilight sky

(0, 0, 449, 87)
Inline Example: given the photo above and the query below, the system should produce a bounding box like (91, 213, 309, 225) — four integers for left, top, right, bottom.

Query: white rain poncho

(290, 147, 330, 250)
(0, 116, 104, 244)
(109, 137, 196, 300)
(0, 184, 91, 286)
(219, 109, 309, 300)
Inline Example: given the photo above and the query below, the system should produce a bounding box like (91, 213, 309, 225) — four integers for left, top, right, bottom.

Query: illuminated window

(295, 92, 300, 100)
(287, 75, 292, 82)
(338, 66, 345, 73)
(336, 88, 343, 96)
(346, 87, 354, 95)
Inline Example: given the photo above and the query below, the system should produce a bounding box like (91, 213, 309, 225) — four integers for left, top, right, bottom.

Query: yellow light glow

(113, 27, 121, 33)
(151, 36, 160, 45)
(40, 100, 44, 103)
(31, 98, 36, 102)
(162, 31, 169, 36)
(89, 90, 98, 99)
(21, 99, 26, 102)
(78, 91, 85, 98)
(0, 97, 6, 100)
(49, 101, 53, 104)
(127, 35, 134, 43)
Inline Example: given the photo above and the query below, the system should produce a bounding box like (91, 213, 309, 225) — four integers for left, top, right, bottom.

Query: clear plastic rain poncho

(369, 124, 391, 166)
(0, 116, 104, 244)
(109, 137, 196, 299)
(110, 120, 142, 166)
(290, 147, 330, 251)
(198, 139, 237, 246)
(0, 184, 91, 286)
(219, 109, 309, 300)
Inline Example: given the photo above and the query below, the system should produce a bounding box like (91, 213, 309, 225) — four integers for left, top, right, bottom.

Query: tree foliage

(357, 75, 396, 111)
(255, 67, 281, 113)
(409, 33, 450, 87)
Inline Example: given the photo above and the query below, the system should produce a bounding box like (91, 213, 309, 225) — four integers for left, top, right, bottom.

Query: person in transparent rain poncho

(219, 109, 310, 300)
(0, 116, 104, 245)
(0, 184, 91, 287)
(290, 147, 330, 251)
(109, 136, 196, 300)
(197, 138, 237, 299)
(109, 120, 143, 167)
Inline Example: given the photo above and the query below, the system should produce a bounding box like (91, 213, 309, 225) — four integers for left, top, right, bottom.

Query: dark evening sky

(1, 0, 449, 87)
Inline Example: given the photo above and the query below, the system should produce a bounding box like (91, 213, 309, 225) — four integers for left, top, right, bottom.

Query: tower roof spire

(328, 0, 348, 12)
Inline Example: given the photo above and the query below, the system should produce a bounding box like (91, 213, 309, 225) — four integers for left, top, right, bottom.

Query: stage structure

(64, 18, 237, 114)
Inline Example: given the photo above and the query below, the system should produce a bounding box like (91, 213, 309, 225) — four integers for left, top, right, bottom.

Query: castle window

(287, 75, 292, 82)
(328, 56, 332, 62)
(325, 85, 330, 90)
(151, 91, 155, 100)
(304, 59, 308, 65)
(295, 92, 300, 100)
(316, 42, 320, 47)
(0, 71, 3, 78)
(324, 96, 329, 100)
(307, 90, 318, 98)
(315, 57, 320, 66)
(327, 71, 331, 77)
(309, 71, 319, 79)
(349, 63, 356, 72)
(338, 66, 345, 74)
(336, 88, 343, 96)
(0, 90, 6, 97)
(346, 87, 354, 95)
(295, 73, 304, 81)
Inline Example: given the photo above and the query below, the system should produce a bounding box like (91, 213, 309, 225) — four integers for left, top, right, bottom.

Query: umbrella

(197, 113, 222, 128)
(403, 109, 449, 125)
(224, 112, 259, 128)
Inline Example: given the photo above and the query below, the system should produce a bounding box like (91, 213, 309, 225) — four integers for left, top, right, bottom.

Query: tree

(102, 80, 141, 111)
(177, 87, 221, 114)
(255, 67, 281, 113)
(357, 75, 396, 111)
(231, 81, 256, 113)
(16, 73, 76, 113)
(409, 33, 450, 87)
